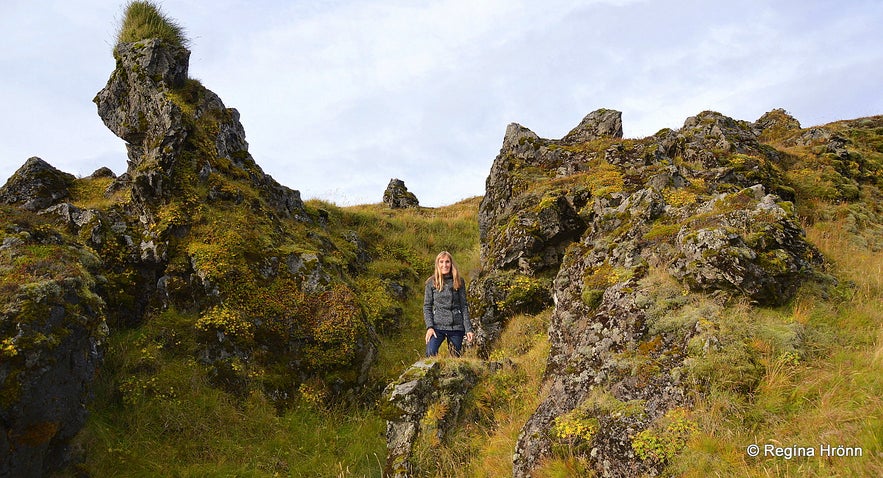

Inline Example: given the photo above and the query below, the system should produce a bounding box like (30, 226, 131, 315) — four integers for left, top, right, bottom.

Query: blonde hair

(427, 251, 462, 291)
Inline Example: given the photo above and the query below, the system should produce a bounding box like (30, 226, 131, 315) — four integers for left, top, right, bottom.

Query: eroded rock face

(94, 39, 189, 178)
(94, 38, 306, 221)
(469, 108, 821, 476)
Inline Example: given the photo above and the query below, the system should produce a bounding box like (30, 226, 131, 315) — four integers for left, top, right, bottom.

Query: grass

(117, 0, 189, 48)
(68, 176, 125, 210)
(669, 219, 883, 477)
(77, 327, 385, 477)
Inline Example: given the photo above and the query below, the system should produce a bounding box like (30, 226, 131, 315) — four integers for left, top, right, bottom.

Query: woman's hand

(466, 332, 474, 343)
(425, 327, 436, 344)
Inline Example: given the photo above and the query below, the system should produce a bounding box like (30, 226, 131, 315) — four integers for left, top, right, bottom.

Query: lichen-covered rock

(381, 360, 481, 477)
(669, 186, 817, 304)
(383, 178, 420, 209)
(94, 39, 190, 178)
(0, 157, 75, 211)
(472, 111, 632, 354)
(0, 211, 107, 477)
(94, 38, 306, 221)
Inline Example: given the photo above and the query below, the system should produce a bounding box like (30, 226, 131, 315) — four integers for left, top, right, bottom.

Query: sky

(1, 1, 882, 207)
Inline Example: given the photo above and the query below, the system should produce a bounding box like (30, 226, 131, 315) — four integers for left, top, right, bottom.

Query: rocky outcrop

(93, 39, 189, 212)
(3, 10, 385, 474)
(470, 110, 626, 354)
(562, 108, 624, 143)
(94, 38, 306, 222)
(0, 157, 75, 211)
(469, 108, 822, 476)
(380, 360, 482, 477)
(753, 108, 801, 137)
(383, 178, 420, 209)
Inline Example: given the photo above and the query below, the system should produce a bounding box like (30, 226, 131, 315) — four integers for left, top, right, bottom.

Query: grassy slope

(70, 197, 481, 477)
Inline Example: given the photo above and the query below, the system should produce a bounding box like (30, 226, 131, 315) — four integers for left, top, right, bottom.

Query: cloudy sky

(2, 1, 881, 206)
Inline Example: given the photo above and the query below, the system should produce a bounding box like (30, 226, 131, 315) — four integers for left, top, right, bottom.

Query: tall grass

(117, 0, 189, 47)
(671, 218, 883, 476)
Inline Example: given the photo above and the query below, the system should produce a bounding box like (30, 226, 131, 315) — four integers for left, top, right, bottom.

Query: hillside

(2, 2, 882, 477)
(393, 110, 883, 477)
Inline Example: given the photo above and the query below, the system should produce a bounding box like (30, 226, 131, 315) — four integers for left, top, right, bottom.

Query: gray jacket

(423, 275, 472, 333)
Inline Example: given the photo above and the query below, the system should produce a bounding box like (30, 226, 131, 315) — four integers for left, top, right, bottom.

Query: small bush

(632, 408, 697, 463)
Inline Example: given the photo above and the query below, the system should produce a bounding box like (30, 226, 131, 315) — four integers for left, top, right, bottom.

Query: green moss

(643, 222, 681, 242)
(495, 273, 551, 314)
(580, 288, 604, 309)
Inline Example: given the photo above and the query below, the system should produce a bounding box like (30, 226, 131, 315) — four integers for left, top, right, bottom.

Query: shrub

(632, 408, 697, 463)
(550, 408, 599, 453)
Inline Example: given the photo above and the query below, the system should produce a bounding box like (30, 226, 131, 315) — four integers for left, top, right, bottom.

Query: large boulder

(380, 360, 482, 477)
(670, 186, 816, 304)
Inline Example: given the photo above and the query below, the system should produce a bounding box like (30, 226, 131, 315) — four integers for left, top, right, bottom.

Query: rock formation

(470, 108, 822, 476)
(1, 6, 386, 474)
(380, 360, 481, 477)
(383, 178, 420, 209)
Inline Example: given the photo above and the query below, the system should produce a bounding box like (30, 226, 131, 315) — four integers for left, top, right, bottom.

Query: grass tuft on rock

(117, 0, 189, 48)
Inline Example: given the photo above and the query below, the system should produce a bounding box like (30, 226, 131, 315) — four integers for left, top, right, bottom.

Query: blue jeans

(426, 329, 465, 357)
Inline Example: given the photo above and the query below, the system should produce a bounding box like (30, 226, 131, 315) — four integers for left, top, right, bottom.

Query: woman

(424, 251, 474, 357)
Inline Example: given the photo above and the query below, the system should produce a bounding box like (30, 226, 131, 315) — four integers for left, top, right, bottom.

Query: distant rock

(383, 178, 420, 209)
(0, 157, 75, 211)
(89, 166, 116, 179)
(753, 108, 801, 136)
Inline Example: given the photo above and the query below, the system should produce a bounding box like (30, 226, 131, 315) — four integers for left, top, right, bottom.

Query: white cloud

(1, 0, 882, 206)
